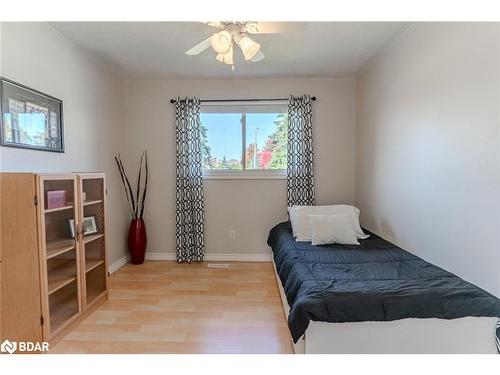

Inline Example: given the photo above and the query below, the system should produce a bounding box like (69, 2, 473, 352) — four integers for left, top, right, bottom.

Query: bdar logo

(1, 340, 17, 354)
(0, 339, 49, 353)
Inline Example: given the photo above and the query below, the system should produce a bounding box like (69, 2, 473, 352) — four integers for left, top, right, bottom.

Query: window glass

(245, 113, 287, 170)
(200, 106, 287, 171)
(200, 113, 243, 170)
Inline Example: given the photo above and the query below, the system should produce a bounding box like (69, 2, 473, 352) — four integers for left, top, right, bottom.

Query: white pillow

(309, 214, 360, 246)
(288, 206, 301, 237)
(288, 204, 368, 241)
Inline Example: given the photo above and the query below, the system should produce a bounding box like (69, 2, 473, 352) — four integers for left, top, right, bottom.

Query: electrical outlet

(229, 230, 236, 239)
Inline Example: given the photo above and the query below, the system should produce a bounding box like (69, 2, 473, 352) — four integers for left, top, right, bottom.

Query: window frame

(200, 102, 287, 180)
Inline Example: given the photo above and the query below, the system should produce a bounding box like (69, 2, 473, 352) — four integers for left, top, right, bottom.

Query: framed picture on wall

(0, 77, 64, 152)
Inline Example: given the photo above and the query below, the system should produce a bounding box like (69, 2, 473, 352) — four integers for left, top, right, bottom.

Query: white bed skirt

(271, 259, 498, 354)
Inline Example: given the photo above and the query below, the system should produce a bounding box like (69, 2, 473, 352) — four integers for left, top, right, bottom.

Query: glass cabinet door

(79, 175, 107, 307)
(40, 175, 81, 336)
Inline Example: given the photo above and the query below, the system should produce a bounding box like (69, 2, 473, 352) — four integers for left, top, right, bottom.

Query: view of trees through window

(200, 112, 288, 170)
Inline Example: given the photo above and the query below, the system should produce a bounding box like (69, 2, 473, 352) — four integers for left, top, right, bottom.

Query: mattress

(267, 221, 500, 343)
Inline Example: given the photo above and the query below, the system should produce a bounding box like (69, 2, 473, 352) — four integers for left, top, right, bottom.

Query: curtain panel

(287, 94, 315, 206)
(496, 320, 499, 353)
(174, 97, 205, 262)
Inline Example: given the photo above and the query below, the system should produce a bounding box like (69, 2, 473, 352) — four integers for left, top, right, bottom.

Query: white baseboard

(205, 253, 272, 261)
(145, 252, 272, 262)
(107, 252, 271, 273)
(108, 255, 129, 274)
(145, 252, 176, 261)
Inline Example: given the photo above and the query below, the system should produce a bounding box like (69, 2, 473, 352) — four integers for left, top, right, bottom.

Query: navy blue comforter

(267, 221, 500, 342)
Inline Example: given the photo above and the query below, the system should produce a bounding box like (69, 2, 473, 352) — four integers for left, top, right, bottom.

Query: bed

(268, 221, 500, 354)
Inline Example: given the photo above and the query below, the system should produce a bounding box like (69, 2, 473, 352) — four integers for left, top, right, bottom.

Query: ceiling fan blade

(249, 22, 307, 34)
(205, 21, 224, 29)
(185, 37, 212, 55)
(251, 50, 265, 62)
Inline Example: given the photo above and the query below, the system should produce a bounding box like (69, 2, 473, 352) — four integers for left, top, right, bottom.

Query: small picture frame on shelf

(68, 216, 98, 239)
(82, 216, 98, 236)
(68, 218, 76, 239)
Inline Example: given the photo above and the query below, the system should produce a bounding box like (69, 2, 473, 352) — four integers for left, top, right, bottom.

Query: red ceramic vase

(128, 218, 147, 265)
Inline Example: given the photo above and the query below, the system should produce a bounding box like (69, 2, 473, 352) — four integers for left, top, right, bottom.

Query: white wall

(123, 78, 357, 258)
(356, 23, 500, 297)
(0, 22, 129, 265)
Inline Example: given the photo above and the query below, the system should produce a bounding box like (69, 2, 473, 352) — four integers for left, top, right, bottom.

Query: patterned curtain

(174, 97, 205, 262)
(287, 95, 315, 206)
(496, 320, 499, 354)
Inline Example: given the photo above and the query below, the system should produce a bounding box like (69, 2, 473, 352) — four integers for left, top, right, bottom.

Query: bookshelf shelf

(85, 259, 104, 273)
(47, 257, 77, 294)
(83, 233, 104, 245)
(44, 204, 74, 214)
(83, 199, 102, 207)
(46, 239, 76, 259)
(49, 289, 79, 333)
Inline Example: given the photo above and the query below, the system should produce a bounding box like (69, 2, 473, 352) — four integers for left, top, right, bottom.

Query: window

(200, 103, 288, 178)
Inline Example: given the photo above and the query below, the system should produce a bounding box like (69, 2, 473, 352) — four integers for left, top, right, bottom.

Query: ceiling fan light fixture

(216, 46, 234, 65)
(210, 30, 232, 54)
(224, 53, 234, 65)
(244, 22, 259, 34)
(239, 36, 260, 61)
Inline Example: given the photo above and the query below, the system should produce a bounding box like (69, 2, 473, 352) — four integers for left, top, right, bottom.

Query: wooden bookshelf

(85, 262, 106, 307)
(83, 233, 104, 245)
(49, 287, 79, 333)
(0, 172, 108, 344)
(47, 261, 77, 295)
(48, 273, 77, 295)
(86, 287, 106, 307)
(0, 173, 43, 344)
(39, 174, 81, 339)
(44, 204, 74, 214)
(79, 174, 108, 309)
(46, 239, 76, 259)
(83, 199, 102, 207)
(85, 259, 104, 273)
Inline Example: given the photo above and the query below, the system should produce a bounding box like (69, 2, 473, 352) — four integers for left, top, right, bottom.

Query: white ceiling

(50, 22, 411, 79)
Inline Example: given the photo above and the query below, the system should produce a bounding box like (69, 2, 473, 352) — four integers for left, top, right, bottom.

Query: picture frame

(68, 218, 76, 239)
(82, 216, 98, 236)
(0, 77, 64, 152)
(68, 216, 98, 239)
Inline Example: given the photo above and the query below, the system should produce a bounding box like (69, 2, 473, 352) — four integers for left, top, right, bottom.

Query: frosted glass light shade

(210, 31, 232, 54)
(222, 46, 233, 65)
(239, 36, 260, 61)
(215, 46, 233, 65)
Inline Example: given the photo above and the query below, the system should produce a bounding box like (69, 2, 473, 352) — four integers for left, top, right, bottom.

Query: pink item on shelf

(46, 190, 67, 209)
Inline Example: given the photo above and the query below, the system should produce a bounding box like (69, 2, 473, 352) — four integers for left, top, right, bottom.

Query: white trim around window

(203, 169, 287, 180)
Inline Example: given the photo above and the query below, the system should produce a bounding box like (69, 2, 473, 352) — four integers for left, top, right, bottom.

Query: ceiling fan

(185, 22, 303, 67)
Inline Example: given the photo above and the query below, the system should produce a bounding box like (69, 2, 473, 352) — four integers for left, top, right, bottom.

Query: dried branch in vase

(114, 151, 148, 219)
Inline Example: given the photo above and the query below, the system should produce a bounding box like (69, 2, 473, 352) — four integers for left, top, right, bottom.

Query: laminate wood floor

(51, 261, 294, 354)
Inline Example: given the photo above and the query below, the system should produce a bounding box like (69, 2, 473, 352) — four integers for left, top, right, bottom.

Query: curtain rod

(169, 97, 316, 104)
